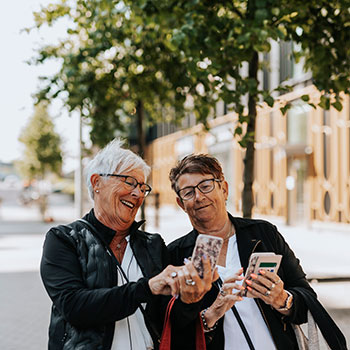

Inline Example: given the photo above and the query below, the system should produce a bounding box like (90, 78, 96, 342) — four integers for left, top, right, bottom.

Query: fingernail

(247, 286, 252, 291)
(174, 294, 179, 299)
(239, 297, 243, 301)
(203, 254, 207, 260)
(246, 280, 252, 285)
(259, 269, 266, 275)
(184, 258, 190, 263)
(250, 273, 257, 279)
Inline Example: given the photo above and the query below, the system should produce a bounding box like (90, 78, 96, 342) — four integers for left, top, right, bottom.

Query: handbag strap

(216, 279, 255, 350)
(160, 296, 206, 350)
(159, 297, 176, 350)
(77, 219, 161, 342)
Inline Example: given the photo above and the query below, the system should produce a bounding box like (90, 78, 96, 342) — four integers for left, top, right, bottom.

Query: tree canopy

(30, 0, 350, 216)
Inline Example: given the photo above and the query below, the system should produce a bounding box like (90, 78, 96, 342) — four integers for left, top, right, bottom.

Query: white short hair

(84, 138, 151, 200)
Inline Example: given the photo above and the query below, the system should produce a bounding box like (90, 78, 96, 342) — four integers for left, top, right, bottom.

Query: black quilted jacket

(41, 209, 169, 350)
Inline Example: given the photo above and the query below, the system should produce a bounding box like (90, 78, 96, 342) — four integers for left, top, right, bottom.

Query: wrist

(276, 290, 293, 312)
(200, 308, 218, 332)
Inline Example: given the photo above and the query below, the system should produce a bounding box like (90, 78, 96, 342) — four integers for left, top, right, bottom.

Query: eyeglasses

(99, 174, 152, 197)
(177, 178, 222, 201)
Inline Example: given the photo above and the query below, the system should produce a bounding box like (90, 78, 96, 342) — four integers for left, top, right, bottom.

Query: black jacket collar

(85, 208, 145, 246)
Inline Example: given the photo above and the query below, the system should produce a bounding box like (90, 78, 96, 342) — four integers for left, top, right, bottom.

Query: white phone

(242, 252, 282, 292)
(191, 234, 223, 278)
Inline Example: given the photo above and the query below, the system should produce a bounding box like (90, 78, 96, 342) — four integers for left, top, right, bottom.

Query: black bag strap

(293, 287, 347, 350)
(78, 219, 161, 343)
(216, 279, 255, 350)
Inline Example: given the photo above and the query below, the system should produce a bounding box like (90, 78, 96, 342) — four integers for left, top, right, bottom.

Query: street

(0, 186, 349, 349)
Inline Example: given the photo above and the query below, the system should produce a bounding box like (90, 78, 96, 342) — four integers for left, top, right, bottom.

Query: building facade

(145, 86, 350, 225)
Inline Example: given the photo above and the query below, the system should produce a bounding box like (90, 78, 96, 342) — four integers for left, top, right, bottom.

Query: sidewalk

(1, 202, 350, 309)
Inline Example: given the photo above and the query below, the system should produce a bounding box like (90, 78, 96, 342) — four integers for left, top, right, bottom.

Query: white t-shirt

(111, 237, 154, 350)
(217, 234, 276, 350)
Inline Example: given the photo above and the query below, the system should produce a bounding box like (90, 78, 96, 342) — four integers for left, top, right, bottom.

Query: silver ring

(276, 279, 282, 284)
(185, 279, 196, 286)
(270, 283, 275, 290)
(171, 272, 177, 278)
(220, 289, 227, 297)
(265, 290, 271, 297)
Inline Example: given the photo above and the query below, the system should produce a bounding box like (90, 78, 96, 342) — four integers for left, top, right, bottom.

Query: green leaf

(332, 101, 343, 111)
(264, 95, 274, 107)
(301, 94, 310, 102)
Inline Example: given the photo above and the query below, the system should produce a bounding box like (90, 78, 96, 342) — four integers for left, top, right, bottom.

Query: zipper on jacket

(61, 332, 67, 343)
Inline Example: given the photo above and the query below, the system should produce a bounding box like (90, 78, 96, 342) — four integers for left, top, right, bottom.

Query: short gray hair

(84, 138, 151, 200)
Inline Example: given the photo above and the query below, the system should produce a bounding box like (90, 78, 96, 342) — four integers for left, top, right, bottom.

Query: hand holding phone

(191, 234, 223, 279)
(242, 252, 282, 294)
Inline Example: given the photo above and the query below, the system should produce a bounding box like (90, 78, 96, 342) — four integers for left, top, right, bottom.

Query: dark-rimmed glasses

(177, 178, 222, 201)
(99, 174, 152, 197)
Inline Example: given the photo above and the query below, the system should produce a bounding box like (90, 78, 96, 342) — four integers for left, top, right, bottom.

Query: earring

(95, 190, 99, 193)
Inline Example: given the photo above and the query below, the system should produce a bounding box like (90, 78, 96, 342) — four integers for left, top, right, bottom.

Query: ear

(176, 196, 186, 212)
(90, 173, 100, 191)
(222, 180, 229, 201)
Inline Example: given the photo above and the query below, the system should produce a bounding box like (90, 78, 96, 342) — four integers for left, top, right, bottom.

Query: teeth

(121, 200, 134, 208)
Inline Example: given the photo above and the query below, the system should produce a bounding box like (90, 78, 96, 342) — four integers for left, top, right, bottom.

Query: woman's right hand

(148, 265, 181, 297)
(202, 268, 244, 328)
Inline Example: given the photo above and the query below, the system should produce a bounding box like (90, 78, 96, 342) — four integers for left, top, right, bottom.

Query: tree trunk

(136, 100, 146, 224)
(136, 100, 146, 157)
(242, 51, 259, 218)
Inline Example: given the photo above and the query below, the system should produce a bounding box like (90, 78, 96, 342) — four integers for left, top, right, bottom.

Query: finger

(245, 278, 269, 296)
(212, 267, 220, 282)
(167, 277, 180, 297)
(259, 270, 283, 288)
(201, 255, 213, 283)
(222, 282, 245, 294)
(250, 273, 271, 289)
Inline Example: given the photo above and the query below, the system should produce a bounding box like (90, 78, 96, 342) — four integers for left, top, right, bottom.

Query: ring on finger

(265, 290, 271, 297)
(220, 289, 227, 297)
(275, 279, 282, 284)
(185, 279, 196, 286)
(171, 272, 177, 278)
(270, 283, 275, 290)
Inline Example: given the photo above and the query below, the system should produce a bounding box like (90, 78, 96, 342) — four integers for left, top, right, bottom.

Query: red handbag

(159, 296, 206, 350)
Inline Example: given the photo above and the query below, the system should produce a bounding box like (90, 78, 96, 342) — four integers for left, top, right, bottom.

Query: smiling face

(176, 173, 229, 232)
(91, 168, 146, 232)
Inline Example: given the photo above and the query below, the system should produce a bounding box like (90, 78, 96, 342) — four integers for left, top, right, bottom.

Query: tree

(142, 0, 350, 217)
(31, 0, 350, 218)
(18, 102, 62, 220)
(30, 0, 213, 153)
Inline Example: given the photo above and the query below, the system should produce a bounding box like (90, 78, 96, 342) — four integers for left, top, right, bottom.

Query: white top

(217, 235, 276, 350)
(111, 237, 154, 350)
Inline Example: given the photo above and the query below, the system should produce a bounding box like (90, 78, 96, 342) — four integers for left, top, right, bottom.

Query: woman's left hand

(244, 270, 289, 311)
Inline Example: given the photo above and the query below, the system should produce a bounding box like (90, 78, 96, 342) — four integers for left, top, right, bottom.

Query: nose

(131, 184, 144, 197)
(193, 186, 205, 200)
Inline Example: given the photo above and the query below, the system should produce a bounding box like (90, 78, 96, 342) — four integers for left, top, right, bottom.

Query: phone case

(191, 234, 223, 278)
(242, 252, 282, 289)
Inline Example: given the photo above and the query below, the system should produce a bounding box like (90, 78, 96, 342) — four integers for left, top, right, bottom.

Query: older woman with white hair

(40, 139, 183, 350)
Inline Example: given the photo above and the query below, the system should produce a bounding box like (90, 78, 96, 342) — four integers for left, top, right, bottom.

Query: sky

(0, 0, 80, 172)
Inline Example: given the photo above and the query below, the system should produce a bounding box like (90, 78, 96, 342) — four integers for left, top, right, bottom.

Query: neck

(94, 208, 130, 237)
(195, 215, 233, 239)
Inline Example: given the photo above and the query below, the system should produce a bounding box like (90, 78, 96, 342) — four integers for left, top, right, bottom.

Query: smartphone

(242, 252, 282, 293)
(191, 234, 224, 278)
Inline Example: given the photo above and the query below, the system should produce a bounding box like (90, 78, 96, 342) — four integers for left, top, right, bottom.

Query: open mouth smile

(121, 200, 135, 209)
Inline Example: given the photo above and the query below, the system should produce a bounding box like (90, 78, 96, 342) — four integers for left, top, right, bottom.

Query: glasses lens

(179, 188, 194, 200)
(198, 179, 215, 193)
(124, 176, 138, 188)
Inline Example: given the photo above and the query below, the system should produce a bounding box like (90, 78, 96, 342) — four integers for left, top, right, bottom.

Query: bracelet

(200, 308, 218, 333)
